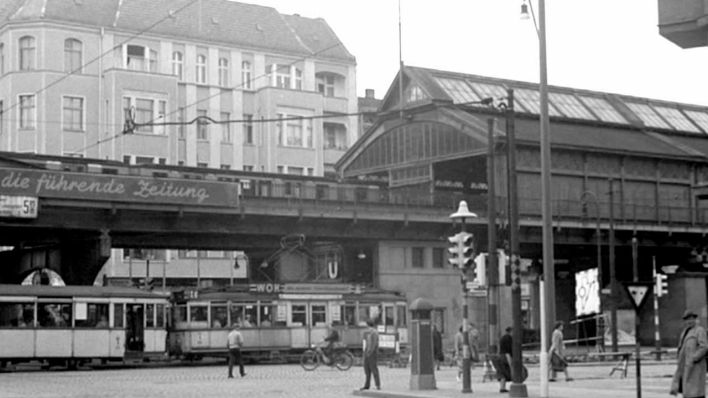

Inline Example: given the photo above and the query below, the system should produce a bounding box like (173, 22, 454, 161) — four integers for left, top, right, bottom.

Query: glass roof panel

(684, 110, 708, 133)
(434, 77, 481, 104)
(578, 96, 627, 124)
(468, 82, 507, 102)
(625, 102, 672, 129)
(548, 92, 596, 120)
(514, 88, 562, 117)
(653, 106, 702, 133)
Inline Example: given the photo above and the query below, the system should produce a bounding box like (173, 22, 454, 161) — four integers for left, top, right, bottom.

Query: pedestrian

(549, 321, 573, 382)
(468, 323, 480, 363)
(432, 324, 444, 371)
(227, 323, 246, 378)
(670, 309, 708, 397)
(497, 326, 513, 393)
(360, 319, 381, 391)
(454, 325, 465, 382)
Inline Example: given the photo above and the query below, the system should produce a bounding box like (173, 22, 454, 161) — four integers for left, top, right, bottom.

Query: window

(123, 95, 167, 135)
(243, 165, 254, 171)
(243, 114, 253, 144)
(149, 49, 157, 73)
(317, 74, 335, 97)
(19, 36, 35, 70)
(126, 44, 147, 71)
(311, 304, 326, 326)
(38, 303, 72, 327)
(74, 303, 109, 328)
(210, 303, 228, 328)
(62, 96, 84, 131)
(172, 51, 183, 80)
(412, 247, 424, 268)
(221, 112, 231, 142)
(218, 57, 229, 86)
(294, 68, 302, 90)
(189, 305, 208, 324)
(196, 54, 207, 84)
(220, 164, 231, 170)
(0, 302, 34, 327)
(64, 38, 82, 73)
(0, 43, 4, 75)
(113, 303, 124, 328)
(197, 109, 208, 140)
(18, 94, 35, 129)
(324, 123, 347, 150)
(241, 61, 252, 89)
(277, 113, 312, 148)
(270, 64, 291, 88)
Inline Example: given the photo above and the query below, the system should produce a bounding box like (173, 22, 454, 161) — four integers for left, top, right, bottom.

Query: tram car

(168, 283, 408, 361)
(0, 284, 170, 369)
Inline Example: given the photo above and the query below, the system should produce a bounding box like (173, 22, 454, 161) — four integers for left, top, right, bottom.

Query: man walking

(227, 323, 246, 378)
(497, 327, 513, 393)
(360, 319, 380, 391)
(671, 309, 707, 397)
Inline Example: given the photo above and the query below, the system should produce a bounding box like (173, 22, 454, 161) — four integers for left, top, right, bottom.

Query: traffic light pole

(506, 89, 527, 397)
(487, 118, 499, 357)
(460, 217, 473, 394)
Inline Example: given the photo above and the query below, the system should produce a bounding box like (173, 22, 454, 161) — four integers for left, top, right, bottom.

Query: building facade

(0, 0, 358, 176)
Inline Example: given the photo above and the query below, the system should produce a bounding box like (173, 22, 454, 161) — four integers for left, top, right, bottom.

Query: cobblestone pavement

(0, 360, 680, 398)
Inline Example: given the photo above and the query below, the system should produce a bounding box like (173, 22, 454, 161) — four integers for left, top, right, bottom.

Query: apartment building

(0, 0, 358, 177)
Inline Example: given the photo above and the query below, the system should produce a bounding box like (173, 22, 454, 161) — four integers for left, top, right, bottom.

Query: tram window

(146, 304, 155, 328)
(291, 304, 306, 326)
(38, 303, 72, 327)
(259, 304, 277, 327)
(0, 302, 34, 327)
(396, 305, 407, 327)
(174, 305, 187, 324)
(384, 306, 394, 327)
(75, 303, 109, 328)
(156, 304, 165, 328)
(211, 304, 228, 328)
(229, 304, 244, 326)
(311, 304, 326, 326)
(343, 305, 356, 327)
(357, 306, 369, 326)
(189, 305, 208, 325)
(114, 303, 124, 328)
(244, 304, 257, 327)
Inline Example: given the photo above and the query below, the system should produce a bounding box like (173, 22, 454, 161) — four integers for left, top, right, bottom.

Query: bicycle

(300, 346, 354, 371)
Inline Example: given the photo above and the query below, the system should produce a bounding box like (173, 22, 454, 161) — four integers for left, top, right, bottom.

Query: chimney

(365, 89, 375, 99)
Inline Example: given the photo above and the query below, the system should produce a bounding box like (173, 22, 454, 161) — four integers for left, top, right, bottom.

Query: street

(0, 360, 679, 398)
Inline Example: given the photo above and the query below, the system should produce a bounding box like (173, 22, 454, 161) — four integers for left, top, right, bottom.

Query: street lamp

(521, 1, 555, 396)
(450, 200, 477, 394)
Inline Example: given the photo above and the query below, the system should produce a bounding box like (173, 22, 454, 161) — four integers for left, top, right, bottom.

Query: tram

(0, 284, 170, 368)
(169, 283, 408, 361)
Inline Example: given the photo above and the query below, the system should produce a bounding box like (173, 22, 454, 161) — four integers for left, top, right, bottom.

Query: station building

(336, 65, 708, 348)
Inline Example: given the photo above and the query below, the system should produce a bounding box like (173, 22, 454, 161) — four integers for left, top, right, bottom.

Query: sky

(242, 0, 708, 106)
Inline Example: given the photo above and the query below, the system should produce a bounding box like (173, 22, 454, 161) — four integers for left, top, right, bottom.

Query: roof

(1, 0, 355, 63)
(0, 284, 170, 299)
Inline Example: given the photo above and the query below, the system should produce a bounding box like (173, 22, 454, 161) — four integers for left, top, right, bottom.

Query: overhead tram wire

(3, 0, 196, 119)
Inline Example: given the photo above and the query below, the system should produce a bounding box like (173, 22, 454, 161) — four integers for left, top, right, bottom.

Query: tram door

(308, 302, 328, 348)
(125, 304, 145, 352)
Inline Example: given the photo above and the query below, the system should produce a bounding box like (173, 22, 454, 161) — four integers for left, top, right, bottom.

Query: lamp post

(450, 200, 478, 394)
(521, 1, 554, 396)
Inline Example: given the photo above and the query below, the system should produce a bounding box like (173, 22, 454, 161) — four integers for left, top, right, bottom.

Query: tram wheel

(299, 350, 319, 371)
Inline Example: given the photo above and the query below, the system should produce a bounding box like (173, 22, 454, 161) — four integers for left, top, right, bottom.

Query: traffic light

(655, 273, 668, 297)
(471, 253, 487, 286)
(447, 232, 475, 269)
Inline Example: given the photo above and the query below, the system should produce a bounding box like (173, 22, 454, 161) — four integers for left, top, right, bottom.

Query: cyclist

(317, 323, 340, 364)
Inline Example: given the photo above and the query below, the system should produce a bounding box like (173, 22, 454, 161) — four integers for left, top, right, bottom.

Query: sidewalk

(352, 359, 678, 398)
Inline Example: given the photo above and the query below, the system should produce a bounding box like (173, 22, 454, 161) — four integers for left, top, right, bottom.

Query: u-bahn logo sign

(0, 168, 239, 207)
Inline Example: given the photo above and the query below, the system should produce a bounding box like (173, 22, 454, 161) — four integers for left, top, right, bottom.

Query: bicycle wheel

(334, 350, 354, 371)
(300, 350, 319, 371)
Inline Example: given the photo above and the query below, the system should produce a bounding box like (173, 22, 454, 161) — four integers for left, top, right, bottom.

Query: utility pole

(609, 178, 618, 352)
(487, 118, 499, 355)
(506, 89, 528, 397)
